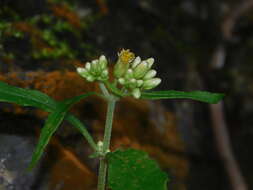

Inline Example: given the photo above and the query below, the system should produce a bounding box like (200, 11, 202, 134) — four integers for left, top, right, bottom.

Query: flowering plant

(0, 49, 224, 190)
(77, 49, 161, 99)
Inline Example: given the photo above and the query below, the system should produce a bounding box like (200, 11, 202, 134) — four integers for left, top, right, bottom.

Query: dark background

(0, 0, 253, 190)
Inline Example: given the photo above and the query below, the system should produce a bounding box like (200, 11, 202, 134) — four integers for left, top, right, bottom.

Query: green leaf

(107, 149, 169, 190)
(0, 81, 56, 112)
(141, 90, 224, 104)
(28, 93, 93, 170)
(0, 81, 97, 151)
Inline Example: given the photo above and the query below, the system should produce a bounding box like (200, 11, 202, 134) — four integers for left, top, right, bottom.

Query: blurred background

(0, 0, 252, 189)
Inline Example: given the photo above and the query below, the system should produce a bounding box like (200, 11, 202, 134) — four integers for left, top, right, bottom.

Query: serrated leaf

(28, 93, 93, 170)
(107, 149, 169, 190)
(141, 90, 224, 104)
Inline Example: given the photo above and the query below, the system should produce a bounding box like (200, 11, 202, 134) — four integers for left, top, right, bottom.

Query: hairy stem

(97, 91, 117, 190)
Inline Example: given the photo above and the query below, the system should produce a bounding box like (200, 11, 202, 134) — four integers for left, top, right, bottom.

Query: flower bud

(85, 62, 91, 70)
(77, 56, 109, 82)
(125, 69, 134, 79)
(131, 56, 141, 68)
(128, 78, 137, 89)
(136, 80, 143, 87)
(133, 61, 149, 79)
(99, 55, 107, 70)
(91, 60, 99, 73)
(97, 141, 103, 152)
(118, 78, 125, 85)
(77, 67, 88, 77)
(143, 70, 157, 80)
(100, 70, 109, 80)
(86, 75, 95, 82)
(146, 58, 154, 68)
(142, 78, 161, 90)
(132, 88, 141, 99)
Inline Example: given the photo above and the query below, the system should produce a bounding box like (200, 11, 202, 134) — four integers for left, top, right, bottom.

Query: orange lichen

(96, 0, 109, 15)
(50, 3, 81, 28)
(49, 137, 96, 190)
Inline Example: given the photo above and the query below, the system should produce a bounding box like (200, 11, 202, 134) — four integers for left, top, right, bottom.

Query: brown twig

(209, 102, 248, 190)
(208, 1, 253, 189)
(222, 0, 253, 40)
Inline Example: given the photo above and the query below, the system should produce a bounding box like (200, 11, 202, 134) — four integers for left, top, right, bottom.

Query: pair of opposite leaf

(0, 49, 225, 171)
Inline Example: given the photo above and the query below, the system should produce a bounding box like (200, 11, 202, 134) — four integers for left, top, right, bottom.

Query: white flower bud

(97, 141, 103, 152)
(132, 88, 141, 99)
(143, 70, 157, 80)
(131, 56, 141, 68)
(100, 70, 109, 80)
(125, 69, 134, 79)
(137, 80, 143, 87)
(118, 78, 125, 85)
(91, 60, 99, 72)
(86, 75, 95, 82)
(99, 55, 107, 70)
(133, 61, 149, 79)
(142, 78, 161, 90)
(128, 78, 137, 89)
(146, 58, 154, 68)
(102, 69, 108, 75)
(85, 62, 91, 70)
(130, 78, 136, 83)
(77, 67, 86, 74)
(97, 141, 103, 147)
(99, 55, 106, 62)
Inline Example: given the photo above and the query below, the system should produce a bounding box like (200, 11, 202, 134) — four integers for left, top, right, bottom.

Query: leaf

(0, 81, 56, 112)
(141, 90, 224, 104)
(28, 93, 93, 170)
(107, 149, 169, 190)
(0, 81, 97, 151)
(66, 114, 98, 151)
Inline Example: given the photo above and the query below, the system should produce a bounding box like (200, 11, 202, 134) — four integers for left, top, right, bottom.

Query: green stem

(103, 97, 116, 151)
(99, 83, 110, 97)
(97, 158, 107, 190)
(104, 81, 126, 97)
(97, 96, 117, 190)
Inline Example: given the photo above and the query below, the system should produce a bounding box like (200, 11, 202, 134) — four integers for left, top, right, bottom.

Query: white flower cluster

(77, 55, 109, 82)
(115, 56, 161, 98)
(76, 50, 161, 99)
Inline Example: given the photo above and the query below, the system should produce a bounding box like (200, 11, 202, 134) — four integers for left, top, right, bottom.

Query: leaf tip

(210, 93, 225, 104)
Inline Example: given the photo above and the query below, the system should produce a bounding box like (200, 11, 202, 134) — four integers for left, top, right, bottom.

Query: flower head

(76, 50, 161, 99)
(114, 49, 135, 78)
(114, 54, 161, 98)
(77, 55, 109, 82)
